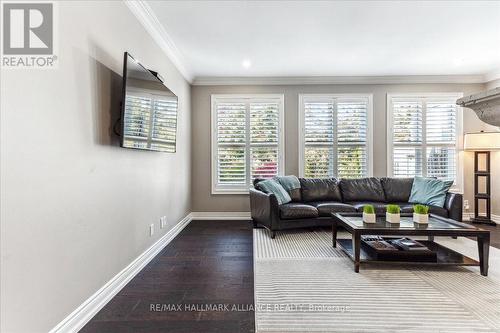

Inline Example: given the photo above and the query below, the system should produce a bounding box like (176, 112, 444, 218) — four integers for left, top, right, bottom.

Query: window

(299, 94, 373, 178)
(211, 94, 284, 194)
(387, 93, 463, 191)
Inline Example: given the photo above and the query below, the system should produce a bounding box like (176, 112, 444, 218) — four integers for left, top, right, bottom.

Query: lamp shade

(464, 132, 500, 151)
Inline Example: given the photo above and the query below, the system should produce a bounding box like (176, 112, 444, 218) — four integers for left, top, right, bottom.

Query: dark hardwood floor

(80, 220, 254, 333)
(80, 219, 499, 333)
(468, 222, 500, 248)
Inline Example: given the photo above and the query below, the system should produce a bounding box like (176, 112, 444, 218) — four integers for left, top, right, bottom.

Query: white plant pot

(413, 213, 429, 224)
(386, 212, 400, 224)
(362, 212, 376, 223)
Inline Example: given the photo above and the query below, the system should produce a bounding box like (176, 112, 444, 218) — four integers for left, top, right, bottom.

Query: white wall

(0, 2, 191, 332)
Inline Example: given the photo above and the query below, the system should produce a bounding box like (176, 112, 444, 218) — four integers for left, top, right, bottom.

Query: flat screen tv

(120, 52, 178, 153)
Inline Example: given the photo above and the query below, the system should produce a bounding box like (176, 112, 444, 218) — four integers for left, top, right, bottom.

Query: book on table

(361, 236, 430, 252)
(361, 236, 397, 251)
(391, 238, 429, 251)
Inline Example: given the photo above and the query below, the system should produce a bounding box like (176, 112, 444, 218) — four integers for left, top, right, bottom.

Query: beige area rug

(254, 229, 500, 332)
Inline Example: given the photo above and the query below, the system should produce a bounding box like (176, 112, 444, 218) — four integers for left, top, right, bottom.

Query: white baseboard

(49, 213, 193, 333)
(190, 211, 251, 220)
(463, 212, 499, 224)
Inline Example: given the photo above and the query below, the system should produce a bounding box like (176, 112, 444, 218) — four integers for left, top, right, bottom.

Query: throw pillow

(258, 179, 292, 205)
(409, 176, 453, 207)
(275, 175, 301, 201)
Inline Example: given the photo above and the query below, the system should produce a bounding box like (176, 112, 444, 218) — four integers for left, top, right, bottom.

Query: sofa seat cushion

(280, 203, 319, 220)
(340, 178, 386, 202)
(299, 178, 342, 202)
(348, 202, 389, 214)
(309, 202, 357, 217)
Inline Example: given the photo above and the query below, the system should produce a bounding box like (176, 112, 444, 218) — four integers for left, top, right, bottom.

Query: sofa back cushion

(340, 177, 385, 202)
(299, 178, 342, 202)
(381, 177, 414, 202)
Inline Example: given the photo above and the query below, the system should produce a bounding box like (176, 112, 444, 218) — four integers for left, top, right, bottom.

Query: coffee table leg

(332, 221, 337, 248)
(353, 231, 361, 273)
(478, 234, 490, 276)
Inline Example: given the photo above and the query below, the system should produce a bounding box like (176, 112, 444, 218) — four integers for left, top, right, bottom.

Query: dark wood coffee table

(332, 213, 490, 276)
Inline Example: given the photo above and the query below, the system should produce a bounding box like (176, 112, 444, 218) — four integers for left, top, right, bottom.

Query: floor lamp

(464, 131, 500, 226)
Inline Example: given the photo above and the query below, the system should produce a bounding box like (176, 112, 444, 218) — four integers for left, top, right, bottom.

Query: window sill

(211, 190, 250, 195)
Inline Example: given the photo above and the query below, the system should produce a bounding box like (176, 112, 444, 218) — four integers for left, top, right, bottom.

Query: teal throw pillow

(275, 175, 301, 191)
(258, 179, 292, 205)
(409, 176, 453, 207)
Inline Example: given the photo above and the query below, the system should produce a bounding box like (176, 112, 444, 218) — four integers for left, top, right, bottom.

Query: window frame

(211, 94, 285, 194)
(386, 92, 464, 193)
(298, 93, 374, 178)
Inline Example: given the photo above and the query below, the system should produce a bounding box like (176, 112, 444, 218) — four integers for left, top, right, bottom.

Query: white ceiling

(145, 0, 500, 80)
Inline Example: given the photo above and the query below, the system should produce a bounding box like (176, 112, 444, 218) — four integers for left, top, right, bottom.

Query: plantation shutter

(337, 98, 368, 178)
(301, 96, 370, 179)
(391, 100, 423, 177)
(303, 99, 335, 178)
(216, 102, 247, 186)
(250, 101, 280, 179)
(390, 96, 458, 183)
(426, 101, 457, 181)
(213, 96, 283, 192)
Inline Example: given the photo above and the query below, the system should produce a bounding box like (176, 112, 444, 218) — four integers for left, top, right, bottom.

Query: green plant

(363, 205, 375, 214)
(413, 204, 429, 215)
(386, 204, 400, 214)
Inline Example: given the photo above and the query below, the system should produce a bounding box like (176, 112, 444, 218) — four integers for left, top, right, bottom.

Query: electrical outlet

(160, 216, 167, 229)
(464, 200, 470, 210)
(149, 224, 154, 236)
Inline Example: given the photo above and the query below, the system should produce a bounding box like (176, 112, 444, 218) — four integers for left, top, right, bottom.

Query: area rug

(253, 229, 500, 332)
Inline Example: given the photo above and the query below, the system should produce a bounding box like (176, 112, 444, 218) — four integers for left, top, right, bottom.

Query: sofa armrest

(249, 188, 279, 229)
(445, 192, 463, 222)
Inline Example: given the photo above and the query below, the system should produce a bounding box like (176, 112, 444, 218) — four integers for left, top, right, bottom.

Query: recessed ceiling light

(242, 59, 251, 68)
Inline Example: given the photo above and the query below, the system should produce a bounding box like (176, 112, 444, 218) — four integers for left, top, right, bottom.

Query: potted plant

(362, 205, 376, 223)
(386, 204, 401, 224)
(413, 204, 429, 224)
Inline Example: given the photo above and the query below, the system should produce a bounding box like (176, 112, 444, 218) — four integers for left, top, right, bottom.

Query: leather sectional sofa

(249, 177, 462, 238)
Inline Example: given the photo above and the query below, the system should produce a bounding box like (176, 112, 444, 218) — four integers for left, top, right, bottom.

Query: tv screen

(120, 52, 178, 153)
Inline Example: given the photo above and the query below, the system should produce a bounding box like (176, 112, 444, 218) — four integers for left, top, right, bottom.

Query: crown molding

(192, 74, 487, 86)
(124, 0, 193, 82)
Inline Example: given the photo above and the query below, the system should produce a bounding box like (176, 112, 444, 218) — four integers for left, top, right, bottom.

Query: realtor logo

(1, 2, 57, 68)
